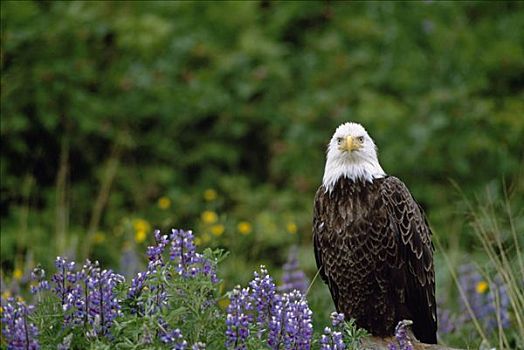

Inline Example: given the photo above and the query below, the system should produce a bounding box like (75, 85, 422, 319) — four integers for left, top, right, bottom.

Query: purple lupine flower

(201, 257, 219, 284)
(268, 294, 284, 349)
(170, 229, 199, 277)
(486, 276, 511, 331)
(128, 229, 218, 315)
(51, 257, 77, 305)
(169, 229, 219, 282)
(320, 327, 345, 350)
(387, 343, 399, 350)
(58, 260, 87, 327)
(224, 266, 314, 349)
(147, 230, 170, 271)
(127, 270, 165, 315)
(320, 333, 330, 350)
(225, 286, 253, 349)
(49, 258, 85, 328)
(0, 297, 40, 349)
(30, 266, 45, 282)
(142, 231, 171, 314)
(280, 290, 313, 349)
(330, 312, 345, 328)
(437, 304, 455, 334)
(457, 264, 486, 323)
(279, 247, 309, 294)
(457, 264, 511, 332)
(159, 327, 188, 349)
(120, 244, 142, 280)
(320, 312, 346, 349)
(145, 230, 169, 313)
(249, 266, 277, 335)
(128, 271, 149, 300)
(388, 320, 413, 350)
(333, 333, 345, 350)
(30, 266, 50, 295)
(59, 259, 124, 335)
(85, 264, 124, 336)
(63, 281, 84, 327)
(149, 282, 169, 314)
(192, 342, 206, 349)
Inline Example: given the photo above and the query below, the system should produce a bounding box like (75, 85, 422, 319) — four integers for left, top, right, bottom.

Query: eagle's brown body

(313, 176, 437, 344)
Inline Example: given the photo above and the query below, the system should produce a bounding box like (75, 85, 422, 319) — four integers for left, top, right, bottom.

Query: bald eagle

(313, 122, 437, 344)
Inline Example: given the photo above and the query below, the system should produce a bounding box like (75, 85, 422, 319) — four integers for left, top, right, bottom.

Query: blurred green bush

(1, 1, 523, 284)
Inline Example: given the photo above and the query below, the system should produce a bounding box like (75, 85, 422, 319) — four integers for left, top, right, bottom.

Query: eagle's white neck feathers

(322, 122, 386, 192)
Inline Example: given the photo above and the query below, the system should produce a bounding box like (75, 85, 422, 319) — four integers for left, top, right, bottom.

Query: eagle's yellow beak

(340, 136, 361, 152)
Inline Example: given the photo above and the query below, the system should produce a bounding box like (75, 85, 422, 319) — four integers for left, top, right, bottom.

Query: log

(355, 320, 463, 350)
(360, 336, 462, 350)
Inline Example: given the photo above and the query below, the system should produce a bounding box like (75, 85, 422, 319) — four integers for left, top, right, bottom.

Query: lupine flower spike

(249, 266, 277, 335)
(279, 290, 313, 349)
(320, 312, 346, 350)
(388, 320, 414, 350)
(225, 286, 253, 349)
(0, 297, 40, 349)
(30, 266, 50, 295)
(279, 247, 309, 294)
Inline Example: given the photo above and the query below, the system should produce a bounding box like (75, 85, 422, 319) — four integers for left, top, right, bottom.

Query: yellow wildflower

(132, 218, 150, 244)
(204, 188, 217, 201)
(202, 233, 211, 243)
(237, 221, 252, 235)
(133, 218, 151, 234)
(201, 210, 218, 224)
(13, 268, 23, 281)
(476, 281, 489, 294)
(286, 222, 298, 235)
(93, 231, 106, 244)
(158, 196, 171, 210)
(211, 224, 225, 236)
(194, 237, 202, 246)
(135, 230, 147, 244)
(2, 291, 11, 299)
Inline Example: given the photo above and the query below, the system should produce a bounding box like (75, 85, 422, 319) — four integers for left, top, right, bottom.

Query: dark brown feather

(313, 176, 437, 343)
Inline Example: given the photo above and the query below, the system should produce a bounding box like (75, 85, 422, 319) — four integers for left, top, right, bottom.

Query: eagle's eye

(336, 137, 343, 144)
(356, 136, 364, 143)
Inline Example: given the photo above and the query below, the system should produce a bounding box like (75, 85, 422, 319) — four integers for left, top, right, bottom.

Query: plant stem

(84, 278, 89, 330)
(82, 144, 121, 259)
(434, 234, 489, 343)
(98, 270, 105, 336)
(55, 131, 70, 256)
(23, 311, 30, 350)
(61, 265, 66, 306)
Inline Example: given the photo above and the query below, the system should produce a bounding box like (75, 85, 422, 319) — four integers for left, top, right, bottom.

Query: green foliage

(16, 248, 226, 349)
(111, 275, 225, 349)
(1, 240, 368, 349)
(341, 318, 369, 350)
(2, 1, 523, 267)
(435, 183, 524, 349)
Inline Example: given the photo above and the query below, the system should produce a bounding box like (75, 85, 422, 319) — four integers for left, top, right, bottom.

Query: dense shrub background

(1, 2, 523, 344)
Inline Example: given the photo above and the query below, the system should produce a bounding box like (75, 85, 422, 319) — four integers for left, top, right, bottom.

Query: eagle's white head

(322, 122, 386, 191)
